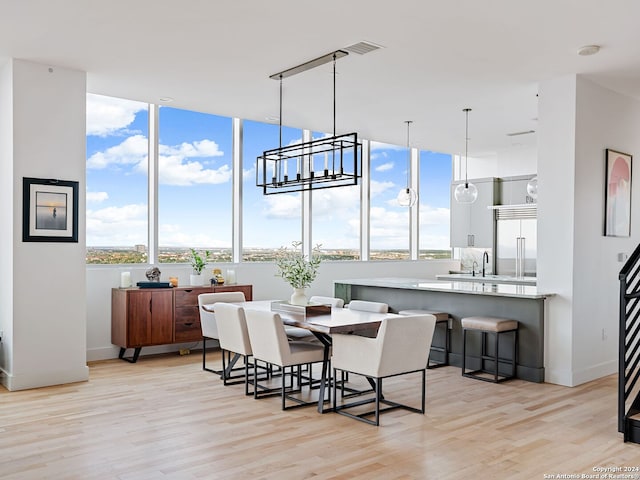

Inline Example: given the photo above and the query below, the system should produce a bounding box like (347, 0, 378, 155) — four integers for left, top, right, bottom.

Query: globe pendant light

(454, 108, 478, 204)
(526, 175, 538, 200)
(397, 120, 418, 207)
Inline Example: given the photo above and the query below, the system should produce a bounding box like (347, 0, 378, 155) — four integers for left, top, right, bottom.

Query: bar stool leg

(462, 328, 467, 375)
(494, 331, 499, 383)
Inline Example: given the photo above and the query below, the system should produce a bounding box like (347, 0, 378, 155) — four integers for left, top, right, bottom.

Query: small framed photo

(604, 149, 632, 237)
(23, 177, 79, 242)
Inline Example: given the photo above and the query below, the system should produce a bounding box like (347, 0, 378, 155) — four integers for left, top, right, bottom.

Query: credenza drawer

(175, 320, 202, 343)
(175, 288, 206, 307)
(175, 306, 200, 324)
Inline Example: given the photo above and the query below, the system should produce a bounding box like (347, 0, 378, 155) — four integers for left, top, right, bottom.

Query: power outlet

(179, 348, 191, 356)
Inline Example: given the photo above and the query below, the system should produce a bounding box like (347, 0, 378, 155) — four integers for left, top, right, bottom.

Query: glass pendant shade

(397, 120, 417, 207)
(397, 187, 418, 207)
(454, 182, 478, 204)
(455, 108, 477, 204)
(526, 176, 538, 200)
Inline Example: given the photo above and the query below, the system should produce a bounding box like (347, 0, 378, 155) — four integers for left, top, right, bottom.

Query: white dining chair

(309, 296, 345, 308)
(214, 302, 260, 395)
(332, 314, 436, 426)
(199, 291, 246, 374)
(346, 300, 389, 313)
(244, 309, 329, 410)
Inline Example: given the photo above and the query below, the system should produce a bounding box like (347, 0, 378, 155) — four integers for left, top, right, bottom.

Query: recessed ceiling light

(159, 96, 174, 103)
(577, 45, 600, 56)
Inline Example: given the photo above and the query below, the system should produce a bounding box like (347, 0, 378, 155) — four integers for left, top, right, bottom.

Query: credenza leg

(118, 347, 142, 363)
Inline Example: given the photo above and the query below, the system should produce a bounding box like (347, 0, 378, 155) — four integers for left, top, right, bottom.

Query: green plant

(190, 248, 211, 274)
(274, 241, 322, 289)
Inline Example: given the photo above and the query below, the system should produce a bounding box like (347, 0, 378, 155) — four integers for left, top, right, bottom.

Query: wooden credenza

(111, 284, 253, 362)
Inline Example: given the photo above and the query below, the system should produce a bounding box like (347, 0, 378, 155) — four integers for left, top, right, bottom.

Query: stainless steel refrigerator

(495, 207, 537, 278)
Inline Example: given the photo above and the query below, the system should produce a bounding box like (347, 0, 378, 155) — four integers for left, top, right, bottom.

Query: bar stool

(461, 316, 518, 383)
(399, 309, 450, 369)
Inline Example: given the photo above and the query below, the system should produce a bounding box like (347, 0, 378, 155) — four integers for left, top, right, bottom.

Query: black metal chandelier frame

(257, 50, 362, 195)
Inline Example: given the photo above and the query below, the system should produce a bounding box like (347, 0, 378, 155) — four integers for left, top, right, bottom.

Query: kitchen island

(334, 277, 552, 383)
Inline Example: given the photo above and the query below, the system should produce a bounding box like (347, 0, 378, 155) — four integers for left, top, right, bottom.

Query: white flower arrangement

(274, 241, 322, 289)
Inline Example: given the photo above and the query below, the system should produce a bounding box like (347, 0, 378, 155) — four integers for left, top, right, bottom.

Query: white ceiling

(1, 0, 640, 157)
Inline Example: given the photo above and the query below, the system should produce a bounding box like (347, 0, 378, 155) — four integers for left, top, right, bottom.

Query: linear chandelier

(257, 50, 362, 195)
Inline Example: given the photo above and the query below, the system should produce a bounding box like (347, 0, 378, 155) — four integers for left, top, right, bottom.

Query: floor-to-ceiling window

(157, 107, 233, 264)
(369, 141, 410, 260)
(86, 94, 149, 264)
(419, 150, 452, 259)
(242, 120, 302, 261)
(310, 131, 361, 260)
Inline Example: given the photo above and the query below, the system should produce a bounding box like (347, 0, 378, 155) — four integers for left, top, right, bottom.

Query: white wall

(571, 77, 640, 384)
(537, 75, 578, 386)
(0, 60, 14, 376)
(86, 259, 459, 361)
(538, 74, 640, 386)
(0, 59, 88, 390)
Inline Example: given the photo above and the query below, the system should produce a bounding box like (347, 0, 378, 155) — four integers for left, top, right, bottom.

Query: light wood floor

(1, 351, 639, 480)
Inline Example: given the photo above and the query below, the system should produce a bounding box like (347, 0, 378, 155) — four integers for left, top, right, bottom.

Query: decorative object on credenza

(189, 248, 210, 286)
(120, 272, 132, 288)
(22, 177, 79, 242)
(274, 241, 322, 306)
(212, 268, 225, 285)
(604, 149, 632, 237)
(136, 281, 172, 289)
(145, 266, 161, 282)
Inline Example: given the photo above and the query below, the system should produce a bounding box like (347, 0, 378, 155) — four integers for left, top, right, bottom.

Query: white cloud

(370, 179, 396, 197)
(87, 134, 148, 169)
(419, 204, 450, 225)
(86, 203, 147, 246)
(88, 134, 232, 186)
(86, 191, 108, 203)
(263, 193, 301, 218)
(158, 155, 231, 186)
(86, 93, 147, 137)
(375, 162, 394, 172)
(160, 139, 223, 158)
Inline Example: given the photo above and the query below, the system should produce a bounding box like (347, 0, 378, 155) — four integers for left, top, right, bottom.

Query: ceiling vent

(343, 41, 383, 55)
(506, 130, 536, 137)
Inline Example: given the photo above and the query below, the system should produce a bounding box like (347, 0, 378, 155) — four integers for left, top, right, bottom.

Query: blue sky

(86, 94, 451, 250)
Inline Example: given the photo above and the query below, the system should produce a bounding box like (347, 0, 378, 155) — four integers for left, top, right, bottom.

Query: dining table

(203, 299, 395, 413)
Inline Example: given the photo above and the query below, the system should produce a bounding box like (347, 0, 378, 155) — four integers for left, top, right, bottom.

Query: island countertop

(333, 277, 551, 383)
(334, 277, 552, 299)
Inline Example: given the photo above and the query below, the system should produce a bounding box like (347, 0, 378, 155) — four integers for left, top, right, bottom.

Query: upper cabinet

(450, 178, 498, 248)
(499, 175, 537, 205)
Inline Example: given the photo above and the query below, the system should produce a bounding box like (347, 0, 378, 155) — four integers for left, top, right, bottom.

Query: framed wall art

(23, 177, 79, 242)
(604, 149, 632, 237)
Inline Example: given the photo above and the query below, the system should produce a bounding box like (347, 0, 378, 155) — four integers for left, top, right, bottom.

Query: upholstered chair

(346, 300, 389, 313)
(198, 291, 246, 374)
(332, 314, 436, 426)
(244, 309, 328, 410)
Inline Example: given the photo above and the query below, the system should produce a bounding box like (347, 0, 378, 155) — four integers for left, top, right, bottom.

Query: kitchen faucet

(472, 261, 478, 277)
(482, 251, 489, 277)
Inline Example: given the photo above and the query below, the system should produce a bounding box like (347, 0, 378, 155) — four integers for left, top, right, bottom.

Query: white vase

(190, 273, 204, 286)
(290, 287, 307, 306)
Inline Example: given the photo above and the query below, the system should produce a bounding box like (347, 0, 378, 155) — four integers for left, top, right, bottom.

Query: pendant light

(454, 108, 478, 204)
(526, 175, 538, 200)
(397, 120, 418, 207)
